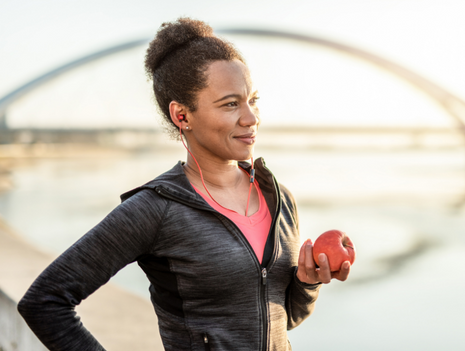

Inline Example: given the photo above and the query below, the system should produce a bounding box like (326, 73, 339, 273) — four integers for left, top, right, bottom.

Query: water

(1, 146, 465, 350)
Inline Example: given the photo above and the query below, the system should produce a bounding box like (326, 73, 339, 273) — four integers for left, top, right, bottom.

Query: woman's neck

(182, 153, 258, 216)
(183, 155, 245, 190)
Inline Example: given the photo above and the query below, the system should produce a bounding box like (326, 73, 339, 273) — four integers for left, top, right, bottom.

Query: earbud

(177, 114, 185, 122)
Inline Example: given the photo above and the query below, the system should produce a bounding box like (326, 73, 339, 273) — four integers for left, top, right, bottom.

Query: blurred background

(1, 0, 465, 350)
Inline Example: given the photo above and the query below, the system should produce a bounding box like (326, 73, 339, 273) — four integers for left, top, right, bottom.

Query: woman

(18, 18, 350, 351)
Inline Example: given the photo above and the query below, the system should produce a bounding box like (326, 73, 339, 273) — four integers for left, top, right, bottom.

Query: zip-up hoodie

(18, 158, 321, 351)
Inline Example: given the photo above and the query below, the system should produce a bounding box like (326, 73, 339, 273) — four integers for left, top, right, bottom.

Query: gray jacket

(18, 158, 321, 351)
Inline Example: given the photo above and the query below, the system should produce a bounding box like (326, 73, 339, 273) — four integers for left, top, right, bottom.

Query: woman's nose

(239, 105, 259, 127)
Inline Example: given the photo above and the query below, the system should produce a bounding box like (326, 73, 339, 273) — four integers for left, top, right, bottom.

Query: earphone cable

(179, 121, 254, 216)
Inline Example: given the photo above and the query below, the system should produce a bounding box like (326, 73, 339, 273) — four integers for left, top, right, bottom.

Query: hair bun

(146, 17, 215, 73)
(144, 17, 244, 140)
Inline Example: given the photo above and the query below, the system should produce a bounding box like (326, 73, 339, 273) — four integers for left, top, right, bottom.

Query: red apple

(313, 230, 356, 272)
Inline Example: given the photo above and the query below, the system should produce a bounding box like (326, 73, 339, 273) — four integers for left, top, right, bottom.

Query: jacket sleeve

(279, 184, 322, 330)
(17, 189, 168, 351)
(285, 269, 321, 330)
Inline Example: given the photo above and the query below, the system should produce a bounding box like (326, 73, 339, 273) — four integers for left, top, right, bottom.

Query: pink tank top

(191, 181, 272, 264)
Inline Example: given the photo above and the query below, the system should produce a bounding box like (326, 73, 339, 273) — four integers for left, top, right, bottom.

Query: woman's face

(185, 59, 259, 163)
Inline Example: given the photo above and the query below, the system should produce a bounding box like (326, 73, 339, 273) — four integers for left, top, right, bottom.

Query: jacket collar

(120, 157, 279, 216)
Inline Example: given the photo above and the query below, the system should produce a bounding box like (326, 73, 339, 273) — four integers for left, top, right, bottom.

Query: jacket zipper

(156, 179, 281, 351)
(259, 167, 281, 351)
(260, 268, 268, 351)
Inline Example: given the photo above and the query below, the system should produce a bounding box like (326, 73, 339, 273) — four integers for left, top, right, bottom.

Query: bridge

(1, 28, 465, 136)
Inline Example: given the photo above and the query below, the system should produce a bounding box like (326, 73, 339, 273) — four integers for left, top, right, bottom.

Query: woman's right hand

(296, 239, 351, 284)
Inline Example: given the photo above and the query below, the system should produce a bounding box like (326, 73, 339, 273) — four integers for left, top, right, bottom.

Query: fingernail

(306, 239, 312, 246)
(343, 261, 350, 269)
(319, 253, 326, 262)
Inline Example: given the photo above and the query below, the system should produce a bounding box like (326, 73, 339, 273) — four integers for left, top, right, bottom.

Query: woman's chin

(235, 147, 255, 162)
(212, 144, 255, 163)
(235, 154, 254, 163)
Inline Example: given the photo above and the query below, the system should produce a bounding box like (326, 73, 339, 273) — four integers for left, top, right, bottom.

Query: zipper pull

(203, 333, 209, 344)
(261, 268, 267, 285)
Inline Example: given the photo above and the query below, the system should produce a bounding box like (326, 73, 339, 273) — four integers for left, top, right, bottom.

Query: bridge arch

(1, 28, 465, 132)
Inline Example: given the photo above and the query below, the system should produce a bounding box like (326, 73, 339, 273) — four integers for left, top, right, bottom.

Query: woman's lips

(234, 134, 256, 145)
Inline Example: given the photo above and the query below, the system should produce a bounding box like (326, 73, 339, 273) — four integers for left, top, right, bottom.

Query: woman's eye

(226, 101, 237, 107)
(249, 97, 260, 105)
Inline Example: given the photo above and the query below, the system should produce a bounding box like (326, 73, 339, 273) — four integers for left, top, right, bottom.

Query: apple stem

(344, 245, 354, 249)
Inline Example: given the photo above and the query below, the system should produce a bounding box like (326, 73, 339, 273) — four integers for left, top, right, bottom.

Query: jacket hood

(120, 157, 278, 212)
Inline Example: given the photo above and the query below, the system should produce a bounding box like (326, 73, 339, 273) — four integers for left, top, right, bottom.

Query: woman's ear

(169, 101, 188, 128)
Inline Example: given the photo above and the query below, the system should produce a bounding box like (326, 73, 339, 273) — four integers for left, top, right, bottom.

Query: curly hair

(145, 17, 245, 139)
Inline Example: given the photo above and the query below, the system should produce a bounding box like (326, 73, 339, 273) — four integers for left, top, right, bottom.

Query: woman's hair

(145, 17, 245, 139)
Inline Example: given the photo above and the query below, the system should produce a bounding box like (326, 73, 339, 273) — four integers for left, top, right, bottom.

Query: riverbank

(0, 216, 164, 351)
(1, 144, 465, 350)
(0, 143, 135, 195)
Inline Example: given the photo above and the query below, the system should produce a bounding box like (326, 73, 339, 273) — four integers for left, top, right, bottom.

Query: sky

(2, 0, 465, 128)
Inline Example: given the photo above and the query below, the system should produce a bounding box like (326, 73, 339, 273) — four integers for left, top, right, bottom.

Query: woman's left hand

(296, 239, 351, 284)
